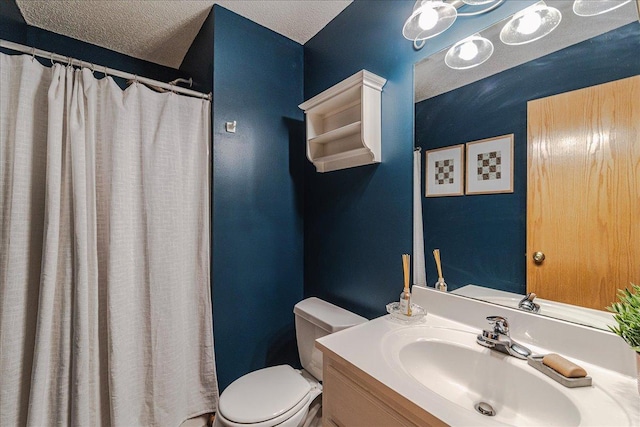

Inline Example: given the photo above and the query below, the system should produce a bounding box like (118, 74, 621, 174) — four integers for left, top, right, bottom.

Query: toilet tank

(293, 297, 368, 381)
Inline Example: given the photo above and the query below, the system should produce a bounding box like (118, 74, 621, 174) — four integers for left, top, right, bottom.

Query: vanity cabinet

(319, 347, 445, 427)
(299, 70, 386, 173)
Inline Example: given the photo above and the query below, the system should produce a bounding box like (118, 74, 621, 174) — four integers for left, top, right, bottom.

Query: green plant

(607, 284, 640, 352)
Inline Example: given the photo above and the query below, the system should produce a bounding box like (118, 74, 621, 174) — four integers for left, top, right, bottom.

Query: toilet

(214, 297, 368, 427)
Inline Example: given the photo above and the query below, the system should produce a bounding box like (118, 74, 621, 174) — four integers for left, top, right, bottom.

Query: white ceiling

(15, 0, 353, 69)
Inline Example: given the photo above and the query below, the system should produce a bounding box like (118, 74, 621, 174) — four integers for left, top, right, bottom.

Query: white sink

(383, 326, 631, 426)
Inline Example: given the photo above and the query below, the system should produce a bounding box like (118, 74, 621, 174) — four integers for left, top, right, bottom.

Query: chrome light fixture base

(458, 0, 505, 16)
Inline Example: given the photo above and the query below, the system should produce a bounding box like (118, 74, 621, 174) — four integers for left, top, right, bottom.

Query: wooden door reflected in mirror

(527, 75, 640, 310)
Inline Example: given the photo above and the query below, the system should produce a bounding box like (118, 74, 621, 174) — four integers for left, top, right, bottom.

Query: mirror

(414, 0, 639, 330)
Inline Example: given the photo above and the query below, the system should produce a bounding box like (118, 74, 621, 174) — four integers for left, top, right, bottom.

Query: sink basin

(401, 339, 578, 425)
(383, 326, 631, 426)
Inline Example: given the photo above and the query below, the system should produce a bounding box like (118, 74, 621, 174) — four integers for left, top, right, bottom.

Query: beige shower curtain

(0, 53, 218, 426)
(413, 149, 427, 286)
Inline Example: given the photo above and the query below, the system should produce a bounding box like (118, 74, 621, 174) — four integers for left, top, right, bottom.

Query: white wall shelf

(308, 121, 361, 145)
(299, 70, 386, 173)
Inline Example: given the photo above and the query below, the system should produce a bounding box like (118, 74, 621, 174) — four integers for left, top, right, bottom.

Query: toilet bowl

(214, 298, 367, 427)
(214, 365, 321, 427)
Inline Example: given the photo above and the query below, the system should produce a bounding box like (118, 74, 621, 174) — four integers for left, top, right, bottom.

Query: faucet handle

(518, 293, 541, 313)
(486, 315, 509, 335)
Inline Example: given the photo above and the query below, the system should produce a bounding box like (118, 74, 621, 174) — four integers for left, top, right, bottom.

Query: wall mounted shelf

(299, 70, 386, 173)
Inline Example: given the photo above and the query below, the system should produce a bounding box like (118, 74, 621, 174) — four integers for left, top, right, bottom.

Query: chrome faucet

(518, 292, 540, 313)
(476, 315, 532, 360)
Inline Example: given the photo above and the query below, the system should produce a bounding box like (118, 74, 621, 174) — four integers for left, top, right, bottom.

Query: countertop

(316, 301, 640, 426)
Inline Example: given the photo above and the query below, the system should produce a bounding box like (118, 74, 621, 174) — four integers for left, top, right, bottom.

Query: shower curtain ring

(50, 53, 55, 66)
(30, 47, 35, 62)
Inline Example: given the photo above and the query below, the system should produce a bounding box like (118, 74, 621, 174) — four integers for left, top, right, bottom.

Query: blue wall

(206, 6, 305, 391)
(300, 0, 531, 319)
(303, 1, 416, 319)
(416, 22, 640, 294)
(180, 5, 214, 95)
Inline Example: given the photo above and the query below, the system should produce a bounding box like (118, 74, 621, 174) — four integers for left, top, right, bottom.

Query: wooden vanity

(317, 344, 445, 427)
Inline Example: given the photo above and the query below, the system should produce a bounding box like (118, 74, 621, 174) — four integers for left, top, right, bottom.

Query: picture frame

(465, 134, 514, 195)
(425, 144, 464, 197)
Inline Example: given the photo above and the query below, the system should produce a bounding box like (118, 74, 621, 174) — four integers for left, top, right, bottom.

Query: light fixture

(403, 0, 505, 49)
(500, 1, 562, 45)
(403, 1, 458, 48)
(445, 34, 494, 69)
(573, 0, 632, 16)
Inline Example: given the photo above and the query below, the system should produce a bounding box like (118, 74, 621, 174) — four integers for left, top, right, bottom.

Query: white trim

(299, 70, 386, 111)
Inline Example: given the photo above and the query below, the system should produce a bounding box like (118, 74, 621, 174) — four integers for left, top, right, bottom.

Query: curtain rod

(0, 39, 211, 101)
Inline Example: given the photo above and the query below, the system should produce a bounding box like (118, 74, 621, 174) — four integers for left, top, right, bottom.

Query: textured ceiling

(15, 0, 353, 69)
(217, 0, 353, 45)
(415, 0, 639, 102)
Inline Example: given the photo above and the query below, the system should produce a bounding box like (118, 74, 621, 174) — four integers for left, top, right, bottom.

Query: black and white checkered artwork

(477, 151, 502, 181)
(435, 158, 455, 185)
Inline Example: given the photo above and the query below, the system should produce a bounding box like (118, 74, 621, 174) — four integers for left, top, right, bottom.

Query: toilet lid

(218, 365, 311, 424)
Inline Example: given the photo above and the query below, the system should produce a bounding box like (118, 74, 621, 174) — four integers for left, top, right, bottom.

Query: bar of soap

(542, 353, 587, 378)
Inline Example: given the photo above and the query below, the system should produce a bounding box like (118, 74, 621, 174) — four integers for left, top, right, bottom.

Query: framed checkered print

(465, 134, 514, 195)
(425, 144, 464, 197)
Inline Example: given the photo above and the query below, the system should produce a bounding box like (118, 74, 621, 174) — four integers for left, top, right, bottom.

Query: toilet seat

(217, 365, 313, 426)
(216, 394, 311, 427)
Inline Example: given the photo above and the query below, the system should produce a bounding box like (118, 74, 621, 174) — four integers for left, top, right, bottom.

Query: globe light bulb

(517, 11, 542, 35)
(458, 41, 479, 60)
(418, 6, 439, 30)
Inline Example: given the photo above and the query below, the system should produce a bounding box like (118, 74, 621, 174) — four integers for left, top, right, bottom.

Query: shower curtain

(413, 149, 427, 287)
(0, 53, 218, 426)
